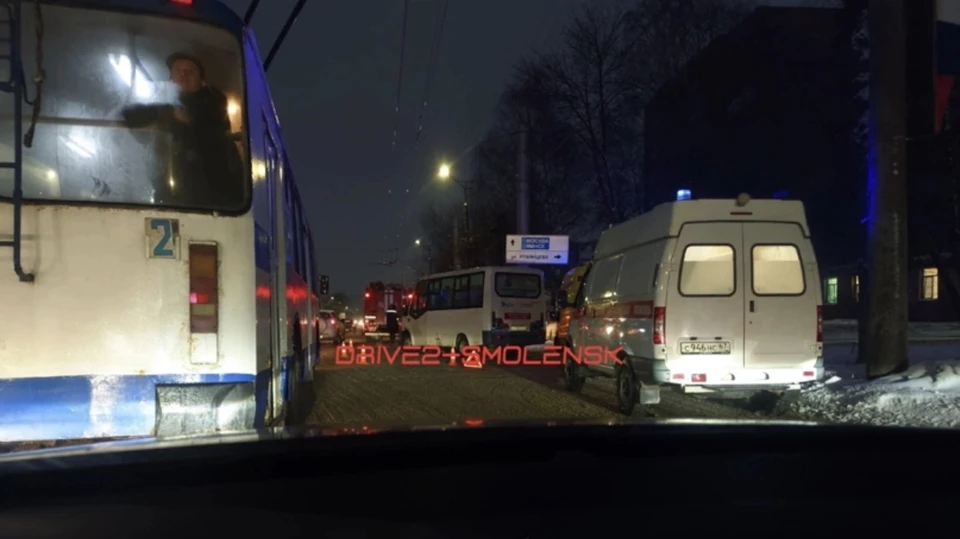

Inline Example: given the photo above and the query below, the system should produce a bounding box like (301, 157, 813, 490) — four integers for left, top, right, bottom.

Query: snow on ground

(796, 321, 960, 428)
(794, 360, 960, 428)
(534, 321, 960, 428)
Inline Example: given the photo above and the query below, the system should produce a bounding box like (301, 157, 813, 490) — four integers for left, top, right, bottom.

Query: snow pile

(792, 360, 960, 428)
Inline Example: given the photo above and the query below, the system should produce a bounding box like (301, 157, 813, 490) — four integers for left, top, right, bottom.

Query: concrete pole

(862, 0, 909, 377)
(452, 214, 461, 270)
(517, 130, 530, 234)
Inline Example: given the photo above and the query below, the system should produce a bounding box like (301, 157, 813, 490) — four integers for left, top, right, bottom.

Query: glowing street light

(438, 163, 451, 179)
(415, 239, 421, 246)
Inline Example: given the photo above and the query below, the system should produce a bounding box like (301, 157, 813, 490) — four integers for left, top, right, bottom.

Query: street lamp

(438, 163, 451, 179)
(415, 238, 421, 246)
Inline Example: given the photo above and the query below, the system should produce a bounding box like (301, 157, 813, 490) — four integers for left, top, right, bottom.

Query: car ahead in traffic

(564, 194, 824, 414)
(318, 310, 344, 344)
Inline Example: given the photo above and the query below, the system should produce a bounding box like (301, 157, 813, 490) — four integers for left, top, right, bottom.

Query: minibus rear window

(495, 273, 542, 298)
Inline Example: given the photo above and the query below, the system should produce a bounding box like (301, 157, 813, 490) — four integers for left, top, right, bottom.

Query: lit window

(824, 277, 838, 305)
(922, 268, 939, 301)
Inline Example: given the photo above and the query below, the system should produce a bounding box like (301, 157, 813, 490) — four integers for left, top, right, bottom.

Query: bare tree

(463, 0, 751, 248)
(530, 0, 749, 224)
(477, 60, 590, 234)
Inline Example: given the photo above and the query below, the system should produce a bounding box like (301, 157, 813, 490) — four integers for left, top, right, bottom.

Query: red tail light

(170, 0, 192, 5)
(189, 244, 218, 333)
(365, 292, 370, 298)
(816, 305, 823, 343)
(653, 307, 666, 345)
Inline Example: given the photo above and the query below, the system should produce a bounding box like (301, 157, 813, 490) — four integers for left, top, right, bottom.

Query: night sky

(220, 0, 837, 305)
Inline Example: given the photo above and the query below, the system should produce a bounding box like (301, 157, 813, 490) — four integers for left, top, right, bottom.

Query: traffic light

(320, 274, 329, 295)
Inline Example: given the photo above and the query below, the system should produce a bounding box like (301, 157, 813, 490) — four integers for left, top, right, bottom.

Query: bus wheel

(563, 354, 585, 393)
(616, 362, 639, 416)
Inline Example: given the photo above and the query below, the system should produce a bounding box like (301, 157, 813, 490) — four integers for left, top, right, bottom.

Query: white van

(564, 195, 824, 414)
(402, 266, 547, 354)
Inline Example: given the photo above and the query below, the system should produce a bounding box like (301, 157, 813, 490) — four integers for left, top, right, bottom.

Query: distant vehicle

(0, 0, 319, 442)
(318, 310, 344, 344)
(552, 264, 587, 346)
(565, 195, 824, 414)
(363, 282, 406, 333)
(402, 266, 547, 358)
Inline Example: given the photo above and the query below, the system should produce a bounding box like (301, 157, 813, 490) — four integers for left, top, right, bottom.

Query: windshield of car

(3, 0, 955, 462)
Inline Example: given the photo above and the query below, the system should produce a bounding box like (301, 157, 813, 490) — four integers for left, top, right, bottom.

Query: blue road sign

(521, 237, 550, 250)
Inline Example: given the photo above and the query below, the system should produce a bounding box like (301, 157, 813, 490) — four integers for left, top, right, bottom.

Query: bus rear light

(189, 243, 218, 333)
(653, 307, 666, 345)
(816, 306, 823, 343)
(170, 0, 193, 5)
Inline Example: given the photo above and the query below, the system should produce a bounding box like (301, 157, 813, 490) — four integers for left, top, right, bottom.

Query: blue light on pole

(676, 189, 692, 201)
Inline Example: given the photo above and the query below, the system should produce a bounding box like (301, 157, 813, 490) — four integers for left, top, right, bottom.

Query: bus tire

(616, 361, 639, 416)
(288, 318, 306, 425)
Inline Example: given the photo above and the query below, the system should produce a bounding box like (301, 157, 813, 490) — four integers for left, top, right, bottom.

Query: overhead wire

(392, 0, 411, 151)
(392, 0, 447, 249)
(413, 0, 449, 149)
(393, 0, 450, 262)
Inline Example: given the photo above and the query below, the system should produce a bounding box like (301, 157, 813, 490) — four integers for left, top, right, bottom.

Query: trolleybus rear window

(0, 5, 248, 212)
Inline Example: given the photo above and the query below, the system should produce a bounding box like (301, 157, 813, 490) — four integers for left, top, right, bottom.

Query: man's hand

(172, 106, 192, 123)
(121, 104, 190, 129)
(121, 105, 162, 128)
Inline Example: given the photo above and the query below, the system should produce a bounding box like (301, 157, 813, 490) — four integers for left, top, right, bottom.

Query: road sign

(505, 235, 569, 265)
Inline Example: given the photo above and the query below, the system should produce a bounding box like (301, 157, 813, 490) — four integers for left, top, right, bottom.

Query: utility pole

(517, 130, 530, 234)
(461, 198, 470, 268)
(424, 244, 434, 273)
(861, 0, 909, 377)
(452, 214, 461, 269)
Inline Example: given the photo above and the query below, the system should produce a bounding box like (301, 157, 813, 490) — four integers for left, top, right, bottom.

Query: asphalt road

(308, 339, 779, 426)
(0, 338, 791, 453)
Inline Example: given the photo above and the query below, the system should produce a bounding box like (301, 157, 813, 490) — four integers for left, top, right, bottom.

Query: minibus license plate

(680, 342, 731, 355)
